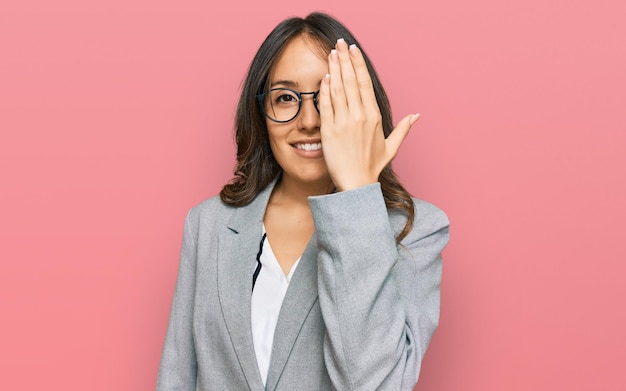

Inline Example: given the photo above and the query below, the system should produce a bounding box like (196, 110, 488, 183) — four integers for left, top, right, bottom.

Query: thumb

(385, 113, 420, 160)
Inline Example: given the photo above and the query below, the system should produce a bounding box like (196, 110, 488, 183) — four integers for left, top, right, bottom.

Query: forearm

(310, 183, 449, 390)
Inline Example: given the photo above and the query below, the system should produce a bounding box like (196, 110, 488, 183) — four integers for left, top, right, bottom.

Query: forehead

(269, 35, 329, 86)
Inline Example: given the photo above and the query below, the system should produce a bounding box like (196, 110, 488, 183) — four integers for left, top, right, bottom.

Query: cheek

(266, 127, 289, 164)
(266, 123, 288, 151)
(268, 138, 282, 157)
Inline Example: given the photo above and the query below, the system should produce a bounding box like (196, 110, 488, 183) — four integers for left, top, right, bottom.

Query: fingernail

(330, 49, 337, 62)
(410, 113, 421, 125)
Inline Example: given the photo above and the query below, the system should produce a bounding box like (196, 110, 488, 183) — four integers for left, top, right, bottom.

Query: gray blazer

(157, 180, 449, 391)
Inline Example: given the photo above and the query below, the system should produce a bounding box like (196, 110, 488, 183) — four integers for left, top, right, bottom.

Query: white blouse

(250, 228, 301, 386)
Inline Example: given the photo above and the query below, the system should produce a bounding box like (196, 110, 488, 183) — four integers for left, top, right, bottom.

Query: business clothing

(157, 180, 449, 391)
(251, 227, 302, 385)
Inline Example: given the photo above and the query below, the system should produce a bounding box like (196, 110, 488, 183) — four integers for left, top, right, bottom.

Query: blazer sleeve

(309, 183, 449, 391)
(156, 210, 198, 391)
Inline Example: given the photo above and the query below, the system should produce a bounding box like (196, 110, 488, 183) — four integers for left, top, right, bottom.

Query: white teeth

(295, 142, 322, 151)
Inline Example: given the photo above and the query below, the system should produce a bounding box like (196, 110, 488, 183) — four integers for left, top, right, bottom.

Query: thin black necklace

(252, 233, 267, 291)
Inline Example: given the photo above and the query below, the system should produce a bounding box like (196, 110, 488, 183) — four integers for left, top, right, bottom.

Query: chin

(284, 169, 331, 187)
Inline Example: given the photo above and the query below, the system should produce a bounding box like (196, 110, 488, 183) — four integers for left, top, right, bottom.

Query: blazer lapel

(217, 180, 276, 390)
(265, 235, 319, 390)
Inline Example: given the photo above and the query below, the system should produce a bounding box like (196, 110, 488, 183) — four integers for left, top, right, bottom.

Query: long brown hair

(220, 12, 415, 242)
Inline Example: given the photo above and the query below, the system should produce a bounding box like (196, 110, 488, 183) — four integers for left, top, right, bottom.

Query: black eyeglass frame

(256, 88, 320, 123)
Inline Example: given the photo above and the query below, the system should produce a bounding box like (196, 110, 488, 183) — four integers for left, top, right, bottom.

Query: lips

(294, 142, 322, 151)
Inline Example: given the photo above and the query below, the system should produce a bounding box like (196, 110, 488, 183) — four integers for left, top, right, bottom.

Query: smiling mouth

(294, 142, 322, 151)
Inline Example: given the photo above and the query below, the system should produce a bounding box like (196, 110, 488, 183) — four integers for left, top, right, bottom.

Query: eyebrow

(270, 79, 298, 88)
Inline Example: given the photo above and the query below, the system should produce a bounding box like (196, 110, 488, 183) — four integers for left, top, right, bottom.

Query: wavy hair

(220, 12, 415, 242)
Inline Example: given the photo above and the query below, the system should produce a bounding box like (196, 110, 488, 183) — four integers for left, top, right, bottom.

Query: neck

(271, 175, 333, 205)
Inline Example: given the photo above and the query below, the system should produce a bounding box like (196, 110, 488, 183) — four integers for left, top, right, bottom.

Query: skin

(264, 35, 420, 275)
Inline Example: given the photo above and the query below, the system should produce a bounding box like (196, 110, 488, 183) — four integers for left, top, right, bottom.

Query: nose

(297, 94, 320, 131)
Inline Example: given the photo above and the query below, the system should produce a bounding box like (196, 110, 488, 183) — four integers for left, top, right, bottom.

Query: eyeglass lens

(261, 88, 318, 123)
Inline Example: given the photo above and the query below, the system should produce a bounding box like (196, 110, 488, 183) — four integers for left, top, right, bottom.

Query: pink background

(1, 0, 625, 389)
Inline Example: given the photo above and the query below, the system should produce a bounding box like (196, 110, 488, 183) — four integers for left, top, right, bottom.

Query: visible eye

(271, 90, 299, 105)
(277, 94, 297, 103)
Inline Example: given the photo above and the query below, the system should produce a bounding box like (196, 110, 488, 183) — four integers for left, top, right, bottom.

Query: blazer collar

(217, 179, 275, 390)
(217, 177, 320, 390)
(265, 236, 318, 390)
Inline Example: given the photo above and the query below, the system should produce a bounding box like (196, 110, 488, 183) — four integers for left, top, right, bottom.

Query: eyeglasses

(257, 88, 320, 123)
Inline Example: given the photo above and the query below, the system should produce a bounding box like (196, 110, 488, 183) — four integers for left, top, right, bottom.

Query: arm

(310, 184, 449, 390)
(156, 211, 198, 391)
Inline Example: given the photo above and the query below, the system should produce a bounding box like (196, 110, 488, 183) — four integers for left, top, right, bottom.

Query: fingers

(335, 39, 362, 110)
(327, 45, 348, 119)
(318, 73, 333, 128)
(349, 44, 378, 114)
(327, 38, 377, 119)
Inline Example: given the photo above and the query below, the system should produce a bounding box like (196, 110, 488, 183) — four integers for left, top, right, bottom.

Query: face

(265, 35, 330, 190)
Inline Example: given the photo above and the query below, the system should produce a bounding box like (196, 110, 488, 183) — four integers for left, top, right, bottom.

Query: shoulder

(410, 197, 449, 234)
(182, 195, 237, 240)
(187, 195, 234, 221)
(390, 197, 450, 244)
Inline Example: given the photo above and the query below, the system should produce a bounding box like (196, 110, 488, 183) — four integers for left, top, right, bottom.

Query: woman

(157, 12, 449, 391)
